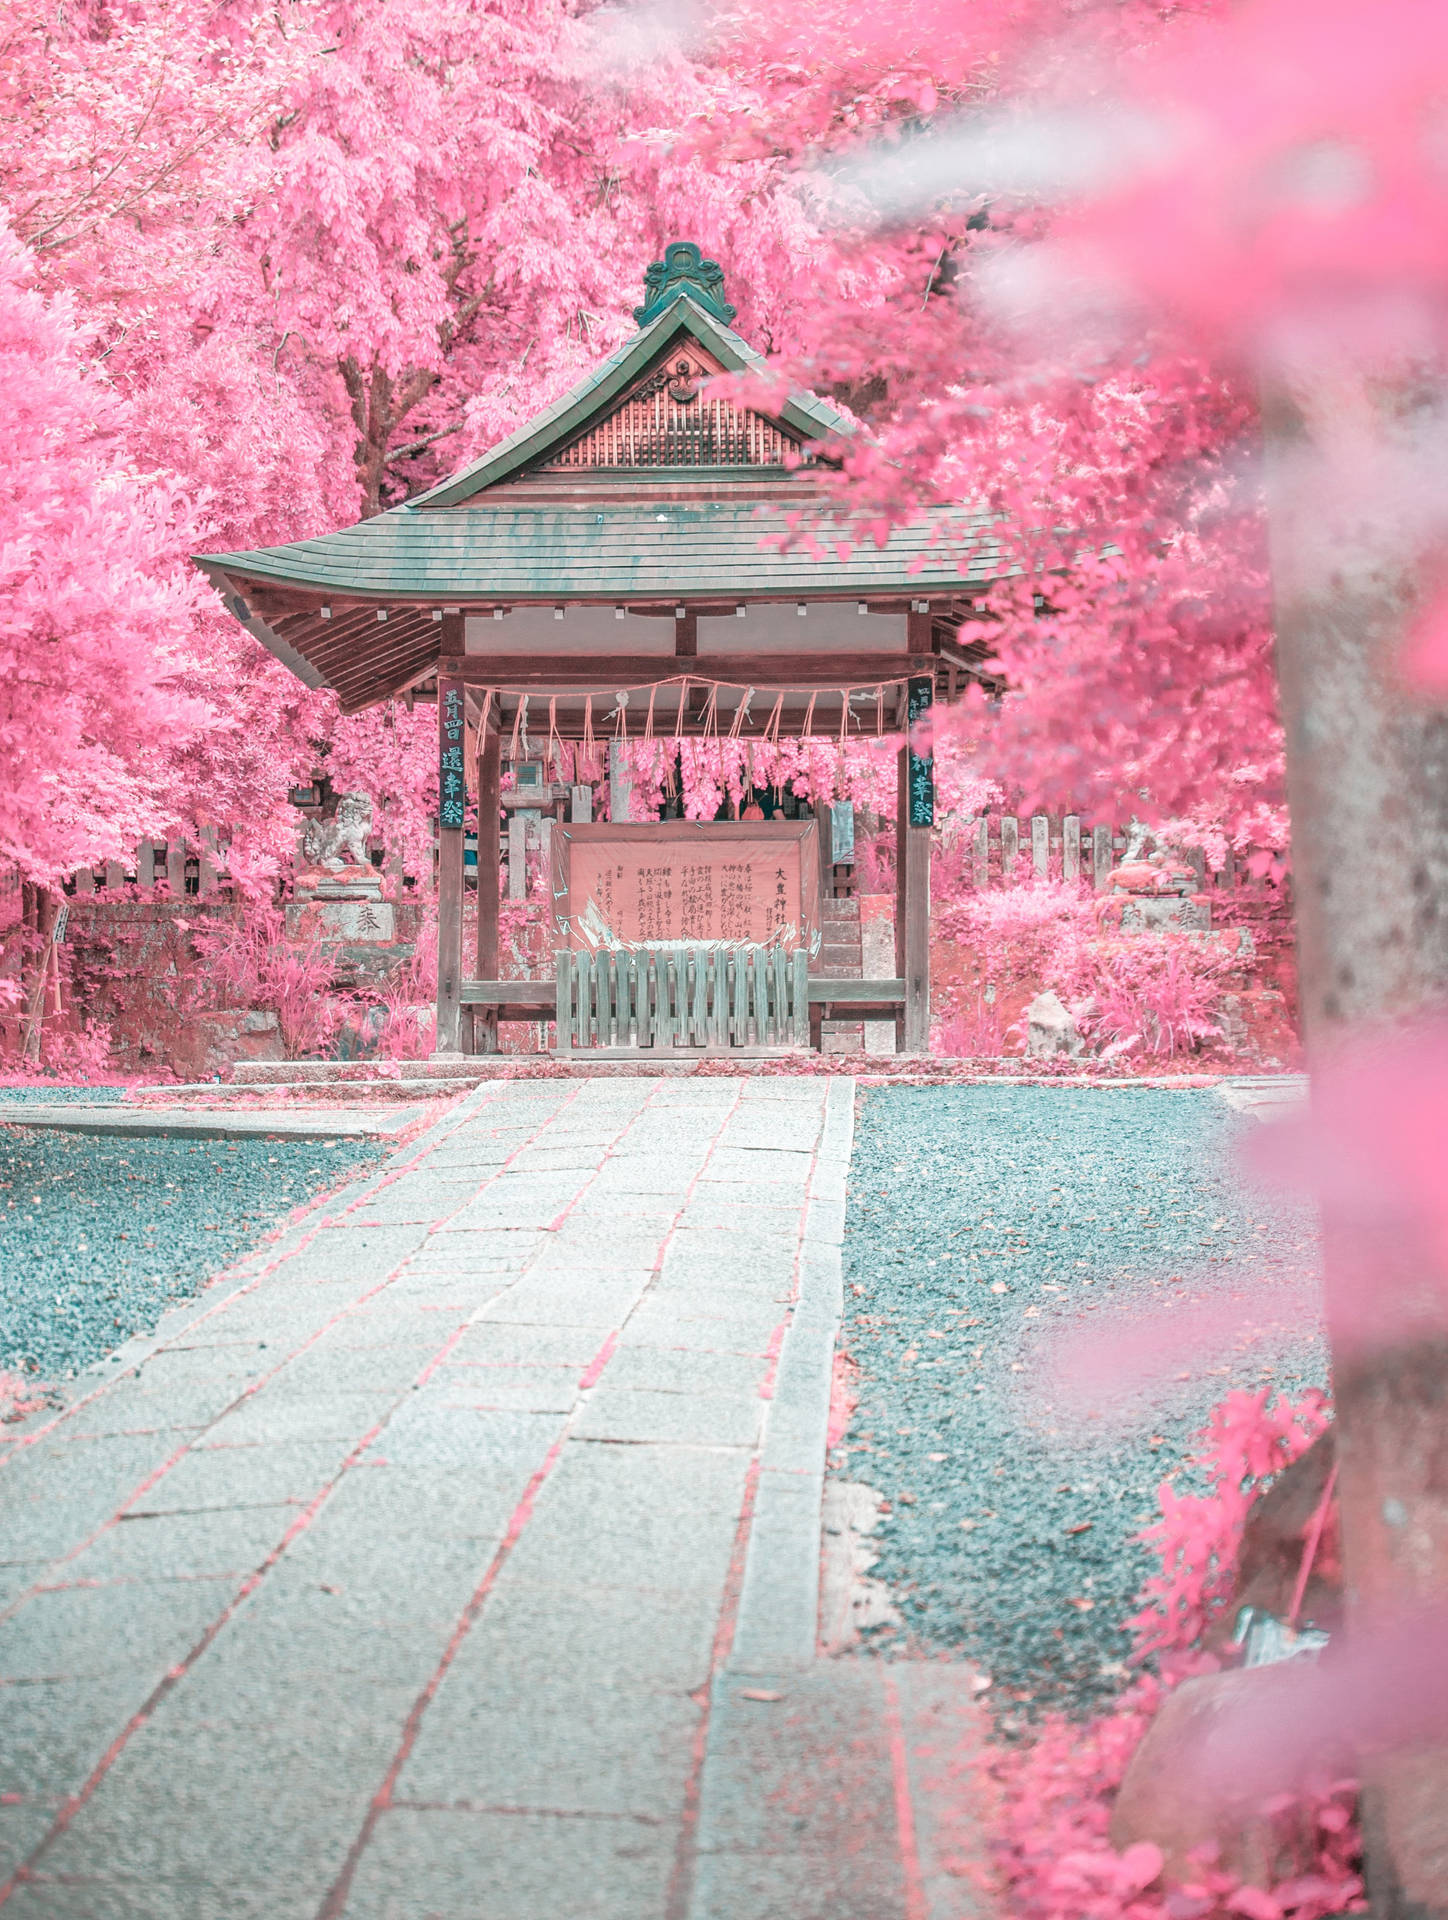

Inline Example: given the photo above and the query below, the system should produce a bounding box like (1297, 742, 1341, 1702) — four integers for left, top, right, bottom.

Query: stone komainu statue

(302, 792, 374, 872)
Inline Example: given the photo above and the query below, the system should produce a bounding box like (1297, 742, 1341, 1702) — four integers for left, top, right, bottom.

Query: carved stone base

(1119, 894, 1211, 932)
(286, 899, 394, 943)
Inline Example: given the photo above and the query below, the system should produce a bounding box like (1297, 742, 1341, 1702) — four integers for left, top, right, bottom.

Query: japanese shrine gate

(197, 243, 997, 1057)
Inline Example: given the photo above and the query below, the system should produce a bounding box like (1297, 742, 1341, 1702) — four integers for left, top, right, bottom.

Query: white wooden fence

(949, 815, 1225, 893)
(556, 945, 810, 1054)
(60, 834, 227, 899)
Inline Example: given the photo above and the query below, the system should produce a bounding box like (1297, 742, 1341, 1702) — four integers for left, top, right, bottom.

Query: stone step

(129, 1079, 483, 1105)
(230, 1060, 484, 1086)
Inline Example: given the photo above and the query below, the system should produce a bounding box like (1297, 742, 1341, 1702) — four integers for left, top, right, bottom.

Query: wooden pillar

(896, 673, 933, 1055)
(475, 719, 501, 1054)
(435, 622, 467, 1055)
(197, 827, 218, 898)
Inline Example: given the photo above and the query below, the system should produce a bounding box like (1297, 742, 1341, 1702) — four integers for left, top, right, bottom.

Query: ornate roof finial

(633, 242, 737, 329)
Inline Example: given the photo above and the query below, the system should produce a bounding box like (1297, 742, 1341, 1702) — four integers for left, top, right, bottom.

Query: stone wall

(57, 896, 428, 1078)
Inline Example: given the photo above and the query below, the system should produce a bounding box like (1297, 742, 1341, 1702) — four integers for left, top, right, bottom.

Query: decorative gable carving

(541, 350, 811, 472)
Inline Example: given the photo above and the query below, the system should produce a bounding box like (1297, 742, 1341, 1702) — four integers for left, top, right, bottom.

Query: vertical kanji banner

(906, 675, 935, 828)
(438, 680, 466, 830)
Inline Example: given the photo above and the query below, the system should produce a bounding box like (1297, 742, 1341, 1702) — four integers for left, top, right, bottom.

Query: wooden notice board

(551, 821, 821, 957)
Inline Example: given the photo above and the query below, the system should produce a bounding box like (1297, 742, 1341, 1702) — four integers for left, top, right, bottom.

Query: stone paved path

(0, 1075, 871, 1920)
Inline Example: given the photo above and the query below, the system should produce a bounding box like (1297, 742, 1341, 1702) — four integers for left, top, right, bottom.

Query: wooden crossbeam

(448, 652, 932, 690)
(461, 979, 556, 1007)
(461, 975, 905, 1009)
(805, 977, 907, 1004)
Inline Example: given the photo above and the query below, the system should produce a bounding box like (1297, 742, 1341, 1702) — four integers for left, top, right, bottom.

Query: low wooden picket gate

(555, 944, 809, 1054)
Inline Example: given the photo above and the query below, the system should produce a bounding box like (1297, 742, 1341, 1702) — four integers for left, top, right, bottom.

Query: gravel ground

(836, 1084, 1325, 1726)
(0, 1121, 386, 1387)
(0, 1083, 127, 1103)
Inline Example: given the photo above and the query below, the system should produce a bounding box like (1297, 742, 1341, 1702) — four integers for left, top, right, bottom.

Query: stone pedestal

(1108, 855, 1211, 932)
(289, 868, 395, 943)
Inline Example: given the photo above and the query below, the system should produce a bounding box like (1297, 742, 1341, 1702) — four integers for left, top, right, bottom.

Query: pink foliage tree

(0, 220, 206, 882)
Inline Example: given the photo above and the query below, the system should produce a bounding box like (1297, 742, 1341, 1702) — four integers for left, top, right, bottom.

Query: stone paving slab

(1216, 1073, 1310, 1122)
(0, 1073, 872, 1920)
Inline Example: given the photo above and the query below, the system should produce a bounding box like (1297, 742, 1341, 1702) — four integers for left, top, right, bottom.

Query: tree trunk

(1265, 373, 1448, 1917)
(339, 358, 438, 518)
(18, 885, 60, 1064)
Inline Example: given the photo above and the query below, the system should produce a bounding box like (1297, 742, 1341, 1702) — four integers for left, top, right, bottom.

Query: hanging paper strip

(547, 697, 561, 780)
(838, 687, 853, 746)
(875, 684, 884, 734)
(613, 690, 629, 741)
(508, 694, 524, 761)
(727, 687, 754, 741)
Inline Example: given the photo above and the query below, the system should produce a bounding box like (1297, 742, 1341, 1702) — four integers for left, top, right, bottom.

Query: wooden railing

(460, 953, 908, 1055)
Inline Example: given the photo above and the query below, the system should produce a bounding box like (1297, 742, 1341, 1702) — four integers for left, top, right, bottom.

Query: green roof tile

(201, 502, 997, 600)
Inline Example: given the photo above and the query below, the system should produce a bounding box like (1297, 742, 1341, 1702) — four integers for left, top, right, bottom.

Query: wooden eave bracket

(195, 563, 328, 690)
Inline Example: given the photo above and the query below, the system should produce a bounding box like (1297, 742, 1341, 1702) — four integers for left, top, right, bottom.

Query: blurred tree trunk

(1265, 373, 1448, 1918)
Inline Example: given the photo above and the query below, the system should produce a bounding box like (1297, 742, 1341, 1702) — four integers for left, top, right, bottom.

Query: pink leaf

(1225, 1888, 1282, 1920)
(1114, 1840, 1165, 1892)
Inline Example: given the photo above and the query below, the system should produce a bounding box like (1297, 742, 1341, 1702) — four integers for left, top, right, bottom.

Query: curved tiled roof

(198, 500, 996, 603)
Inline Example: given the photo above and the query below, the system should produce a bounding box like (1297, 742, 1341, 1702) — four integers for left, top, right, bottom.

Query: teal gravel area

(0, 1122, 386, 1387)
(0, 1084, 128, 1102)
(836, 1084, 1325, 1726)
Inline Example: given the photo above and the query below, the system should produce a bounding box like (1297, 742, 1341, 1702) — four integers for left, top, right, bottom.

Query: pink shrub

(196, 905, 344, 1059)
(369, 915, 436, 1059)
(1129, 1388, 1333, 1665)
(932, 1002, 1006, 1056)
(980, 1390, 1359, 1919)
(934, 880, 1237, 1061)
(937, 879, 1096, 993)
(1081, 935, 1236, 1060)
(37, 1019, 114, 1079)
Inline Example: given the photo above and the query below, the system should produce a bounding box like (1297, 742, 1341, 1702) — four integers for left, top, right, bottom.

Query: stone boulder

(1110, 1665, 1352, 1887)
(1023, 989, 1083, 1058)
